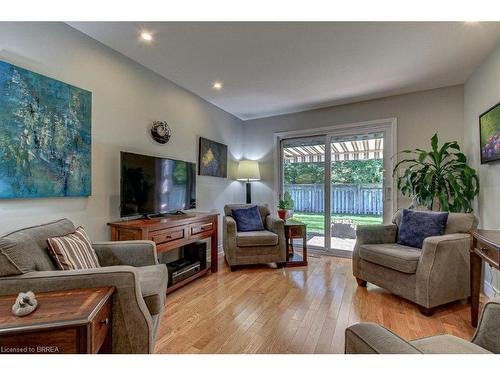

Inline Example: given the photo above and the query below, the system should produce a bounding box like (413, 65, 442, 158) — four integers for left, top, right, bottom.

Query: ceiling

(68, 22, 500, 120)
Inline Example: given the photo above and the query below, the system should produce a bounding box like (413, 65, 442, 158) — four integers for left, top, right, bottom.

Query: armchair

(353, 210, 478, 315)
(345, 297, 500, 354)
(223, 204, 286, 270)
(0, 219, 167, 353)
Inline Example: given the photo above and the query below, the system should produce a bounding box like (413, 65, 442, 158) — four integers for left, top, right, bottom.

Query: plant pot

(277, 209, 287, 220)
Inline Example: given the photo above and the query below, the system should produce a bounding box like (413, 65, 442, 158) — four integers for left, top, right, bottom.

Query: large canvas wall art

(480, 102, 500, 164)
(0, 61, 92, 198)
(198, 137, 227, 178)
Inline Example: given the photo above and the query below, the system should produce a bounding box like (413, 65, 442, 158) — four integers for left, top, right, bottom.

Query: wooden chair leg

(355, 277, 367, 287)
(418, 305, 435, 316)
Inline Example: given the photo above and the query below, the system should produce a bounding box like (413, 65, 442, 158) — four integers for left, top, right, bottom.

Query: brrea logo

(37, 346, 60, 353)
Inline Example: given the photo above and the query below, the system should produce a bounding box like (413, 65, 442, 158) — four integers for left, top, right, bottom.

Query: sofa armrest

(223, 216, 237, 237)
(265, 216, 285, 236)
(353, 224, 398, 276)
(0, 267, 153, 353)
(355, 224, 398, 246)
(421, 233, 471, 250)
(223, 216, 237, 264)
(345, 323, 421, 354)
(265, 216, 286, 261)
(93, 241, 158, 267)
(472, 297, 500, 353)
(416, 233, 471, 307)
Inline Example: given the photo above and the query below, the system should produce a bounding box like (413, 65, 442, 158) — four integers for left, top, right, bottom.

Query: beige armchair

(353, 210, 478, 315)
(0, 219, 167, 354)
(345, 297, 500, 354)
(223, 204, 287, 271)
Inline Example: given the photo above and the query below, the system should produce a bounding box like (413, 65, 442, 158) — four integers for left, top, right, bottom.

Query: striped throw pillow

(47, 227, 100, 270)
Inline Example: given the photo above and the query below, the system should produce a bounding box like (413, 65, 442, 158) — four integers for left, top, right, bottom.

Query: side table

(470, 229, 500, 327)
(284, 220, 308, 267)
(0, 287, 114, 354)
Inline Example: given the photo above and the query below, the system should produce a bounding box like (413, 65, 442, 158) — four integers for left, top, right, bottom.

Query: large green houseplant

(393, 133, 479, 213)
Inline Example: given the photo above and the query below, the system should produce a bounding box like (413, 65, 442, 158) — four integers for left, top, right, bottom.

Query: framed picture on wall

(198, 137, 228, 178)
(480, 102, 500, 164)
(0, 60, 92, 198)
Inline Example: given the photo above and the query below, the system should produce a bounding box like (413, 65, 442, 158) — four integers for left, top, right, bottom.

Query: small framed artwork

(198, 137, 227, 178)
(480, 102, 500, 164)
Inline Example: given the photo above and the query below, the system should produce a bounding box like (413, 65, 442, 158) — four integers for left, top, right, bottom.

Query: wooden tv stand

(108, 212, 219, 293)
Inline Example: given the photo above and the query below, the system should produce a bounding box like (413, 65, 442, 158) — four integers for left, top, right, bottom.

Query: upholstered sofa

(223, 204, 287, 270)
(345, 297, 500, 354)
(0, 219, 167, 353)
(353, 210, 478, 315)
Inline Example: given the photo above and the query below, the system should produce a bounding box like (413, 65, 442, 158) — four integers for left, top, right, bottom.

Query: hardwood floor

(155, 254, 476, 354)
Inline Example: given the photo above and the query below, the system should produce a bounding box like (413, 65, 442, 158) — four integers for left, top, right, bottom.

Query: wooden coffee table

(0, 287, 114, 354)
(284, 221, 308, 267)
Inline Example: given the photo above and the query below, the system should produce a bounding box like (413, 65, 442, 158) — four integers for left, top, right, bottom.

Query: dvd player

(166, 259, 201, 286)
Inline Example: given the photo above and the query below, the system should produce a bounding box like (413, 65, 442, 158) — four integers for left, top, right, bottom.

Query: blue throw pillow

(231, 206, 265, 232)
(397, 209, 449, 248)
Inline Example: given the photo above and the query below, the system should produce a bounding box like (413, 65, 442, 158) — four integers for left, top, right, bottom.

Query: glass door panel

(282, 136, 326, 249)
(328, 132, 385, 255)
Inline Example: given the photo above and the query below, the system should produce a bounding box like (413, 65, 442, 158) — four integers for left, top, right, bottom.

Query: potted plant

(277, 191, 294, 220)
(393, 133, 479, 212)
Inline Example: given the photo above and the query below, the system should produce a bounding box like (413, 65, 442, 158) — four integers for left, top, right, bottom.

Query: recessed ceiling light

(140, 32, 153, 42)
(212, 81, 223, 90)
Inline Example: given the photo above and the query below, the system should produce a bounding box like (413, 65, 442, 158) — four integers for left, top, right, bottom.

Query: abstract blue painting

(0, 61, 91, 198)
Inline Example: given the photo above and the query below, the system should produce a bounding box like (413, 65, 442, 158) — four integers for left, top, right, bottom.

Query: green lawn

(289, 212, 382, 233)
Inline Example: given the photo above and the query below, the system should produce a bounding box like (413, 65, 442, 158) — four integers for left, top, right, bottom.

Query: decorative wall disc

(150, 121, 172, 144)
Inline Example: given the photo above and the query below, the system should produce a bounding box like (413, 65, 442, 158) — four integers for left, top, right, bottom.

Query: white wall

(464, 41, 500, 295)
(0, 22, 244, 241)
(0, 22, 479, 273)
(242, 85, 465, 212)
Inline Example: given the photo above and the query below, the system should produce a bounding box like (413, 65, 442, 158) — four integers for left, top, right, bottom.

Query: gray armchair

(353, 210, 478, 315)
(0, 219, 167, 354)
(223, 204, 286, 270)
(345, 297, 500, 354)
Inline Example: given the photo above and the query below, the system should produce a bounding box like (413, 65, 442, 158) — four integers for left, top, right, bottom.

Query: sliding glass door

(282, 136, 326, 248)
(279, 121, 395, 257)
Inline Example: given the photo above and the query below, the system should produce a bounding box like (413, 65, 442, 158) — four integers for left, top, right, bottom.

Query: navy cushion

(397, 209, 449, 248)
(231, 206, 265, 232)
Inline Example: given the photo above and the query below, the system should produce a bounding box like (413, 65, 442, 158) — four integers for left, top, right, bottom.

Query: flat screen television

(120, 151, 196, 217)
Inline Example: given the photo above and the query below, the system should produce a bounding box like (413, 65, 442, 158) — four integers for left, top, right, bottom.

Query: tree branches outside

(284, 159, 383, 185)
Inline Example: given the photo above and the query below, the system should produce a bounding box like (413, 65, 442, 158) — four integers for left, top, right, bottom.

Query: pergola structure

(283, 137, 383, 163)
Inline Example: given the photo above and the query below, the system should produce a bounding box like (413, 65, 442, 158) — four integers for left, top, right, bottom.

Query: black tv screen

(120, 152, 196, 217)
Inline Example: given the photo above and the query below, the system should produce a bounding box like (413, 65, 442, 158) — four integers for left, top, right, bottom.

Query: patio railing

(285, 183, 383, 216)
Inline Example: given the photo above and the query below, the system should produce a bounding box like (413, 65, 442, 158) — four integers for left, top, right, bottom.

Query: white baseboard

(484, 280, 500, 299)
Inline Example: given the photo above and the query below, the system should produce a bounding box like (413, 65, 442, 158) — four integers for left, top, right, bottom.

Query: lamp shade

(236, 160, 261, 181)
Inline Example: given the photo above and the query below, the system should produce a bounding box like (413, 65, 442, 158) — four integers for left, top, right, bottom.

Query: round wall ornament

(150, 121, 172, 144)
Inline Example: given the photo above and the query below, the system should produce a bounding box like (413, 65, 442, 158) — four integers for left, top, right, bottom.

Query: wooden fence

(285, 183, 383, 215)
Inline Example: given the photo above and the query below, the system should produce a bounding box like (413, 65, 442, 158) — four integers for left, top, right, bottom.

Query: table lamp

(236, 160, 261, 204)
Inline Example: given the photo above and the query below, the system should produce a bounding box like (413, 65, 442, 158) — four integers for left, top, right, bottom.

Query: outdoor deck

(306, 236, 356, 251)
(291, 212, 382, 252)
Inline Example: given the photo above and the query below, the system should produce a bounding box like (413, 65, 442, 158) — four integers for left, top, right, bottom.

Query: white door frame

(274, 117, 398, 255)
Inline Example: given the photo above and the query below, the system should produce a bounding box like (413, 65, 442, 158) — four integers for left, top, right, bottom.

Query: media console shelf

(108, 212, 219, 293)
